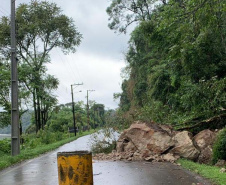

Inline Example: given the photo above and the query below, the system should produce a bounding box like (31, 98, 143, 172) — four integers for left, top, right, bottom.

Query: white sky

(0, 0, 131, 109)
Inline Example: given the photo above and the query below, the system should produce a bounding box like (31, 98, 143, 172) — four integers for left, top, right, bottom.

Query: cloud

(1, 0, 130, 109)
(47, 51, 126, 109)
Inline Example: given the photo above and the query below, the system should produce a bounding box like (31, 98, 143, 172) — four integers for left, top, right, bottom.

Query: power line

(0, 6, 10, 14)
(0, 7, 10, 16)
(56, 49, 76, 83)
(63, 54, 79, 83)
(70, 55, 83, 83)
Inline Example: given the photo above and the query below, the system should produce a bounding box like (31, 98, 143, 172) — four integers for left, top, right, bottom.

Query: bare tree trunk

(37, 92, 41, 130)
(33, 92, 38, 133)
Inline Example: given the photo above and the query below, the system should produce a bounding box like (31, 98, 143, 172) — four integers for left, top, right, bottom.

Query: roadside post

(57, 151, 93, 185)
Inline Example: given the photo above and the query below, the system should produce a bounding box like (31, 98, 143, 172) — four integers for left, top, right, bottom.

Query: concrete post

(57, 151, 93, 185)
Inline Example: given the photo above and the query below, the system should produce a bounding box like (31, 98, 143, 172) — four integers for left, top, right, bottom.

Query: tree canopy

(109, 0, 226, 129)
(0, 1, 82, 131)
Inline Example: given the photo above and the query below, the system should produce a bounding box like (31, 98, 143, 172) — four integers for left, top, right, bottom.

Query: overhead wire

(56, 48, 76, 82)
(0, 7, 9, 16)
(63, 53, 80, 83)
(53, 49, 82, 104)
(70, 55, 83, 83)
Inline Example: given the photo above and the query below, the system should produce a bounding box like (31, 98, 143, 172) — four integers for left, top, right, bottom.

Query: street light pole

(11, 0, 20, 156)
(86, 90, 95, 130)
(71, 83, 83, 136)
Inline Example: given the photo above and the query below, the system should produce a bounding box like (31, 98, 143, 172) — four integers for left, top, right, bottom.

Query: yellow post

(57, 151, 93, 185)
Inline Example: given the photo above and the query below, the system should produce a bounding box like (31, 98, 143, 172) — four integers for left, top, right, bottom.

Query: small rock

(220, 168, 226, 173)
(215, 160, 226, 167)
(128, 152, 134, 157)
(162, 153, 177, 162)
(144, 156, 154, 161)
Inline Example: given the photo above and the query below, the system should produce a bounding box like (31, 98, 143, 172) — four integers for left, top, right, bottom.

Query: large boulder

(116, 122, 174, 155)
(170, 131, 200, 160)
(193, 129, 216, 149)
(193, 129, 216, 164)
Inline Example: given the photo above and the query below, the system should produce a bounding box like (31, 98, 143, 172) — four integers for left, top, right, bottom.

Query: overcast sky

(0, 0, 131, 109)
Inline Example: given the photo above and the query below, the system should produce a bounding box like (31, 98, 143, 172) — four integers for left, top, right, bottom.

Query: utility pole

(93, 103, 95, 129)
(71, 83, 83, 136)
(97, 107, 100, 125)
(86, 90, 95, 130)
(11, 0, 20, 156)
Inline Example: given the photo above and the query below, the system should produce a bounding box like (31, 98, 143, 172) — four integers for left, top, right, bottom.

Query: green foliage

(0, 130, 95, 170)
(0, 112, 10, 129)
(212, 128, 226, 164)
(22, 134, 41, 149)
(25, 123, 36, 134)
(178, 159, 226, 185)
(54, 131, 63, 141)
(38, 129, 54, 144)
(118, 80, 131, 111)
(0, 139, 11, 154)
(106, 0, 165, 33)
(0, 1, 82, 131)
(109, 0, 226, 128)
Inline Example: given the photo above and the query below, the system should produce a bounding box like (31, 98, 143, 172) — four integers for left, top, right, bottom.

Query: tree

(112, 0, 226, 129)
(0, 1, 82, 131)
(106, 0, 166, 33)
(0, 59, 10, 114)
(48, 102, 90, 133)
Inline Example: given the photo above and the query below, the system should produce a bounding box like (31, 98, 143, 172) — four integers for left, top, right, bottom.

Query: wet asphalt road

(0, 134, 212, 185)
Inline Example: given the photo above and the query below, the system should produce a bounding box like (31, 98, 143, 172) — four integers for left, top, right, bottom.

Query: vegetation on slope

(108, 0, 226, 131)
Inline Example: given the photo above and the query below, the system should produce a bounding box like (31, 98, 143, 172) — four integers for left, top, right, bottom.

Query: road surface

(0, 134, 212, 185)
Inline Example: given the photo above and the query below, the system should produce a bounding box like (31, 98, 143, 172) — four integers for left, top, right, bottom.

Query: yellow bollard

(57, 151, 93, 185)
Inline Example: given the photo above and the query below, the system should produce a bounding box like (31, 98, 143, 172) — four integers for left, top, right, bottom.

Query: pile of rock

(93, 121, 217, 164)
(93, 150, 180, 163)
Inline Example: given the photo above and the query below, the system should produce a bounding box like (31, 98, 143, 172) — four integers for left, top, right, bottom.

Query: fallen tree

(176, 113, 226, 134)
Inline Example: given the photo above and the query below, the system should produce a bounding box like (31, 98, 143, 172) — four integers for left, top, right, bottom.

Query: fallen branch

(176, 113, 226, 133)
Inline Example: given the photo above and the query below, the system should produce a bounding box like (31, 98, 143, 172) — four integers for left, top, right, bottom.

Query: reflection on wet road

(0, 134, 211, 185)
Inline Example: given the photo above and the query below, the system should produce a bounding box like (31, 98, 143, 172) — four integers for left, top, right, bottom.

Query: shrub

(91, 140, 116, 154)
(54, 132, 63, 141)
(25, 124, 36, 134)
(39, 129, 54, 144)
(0, 139, 11, 154)
(90, 128, 119, 154)
(212, 128, 226, 164)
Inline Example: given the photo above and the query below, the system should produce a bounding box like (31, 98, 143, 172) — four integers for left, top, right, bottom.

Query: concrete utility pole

(11, 0, 20, 156)
(71, 83, 83, 136)
(93, 103, 95, 128)
(86, 90, 95, 130)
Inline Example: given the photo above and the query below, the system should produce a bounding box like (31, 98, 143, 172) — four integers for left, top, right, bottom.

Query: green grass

(178, 159, 226, 185)
(0, 130, 95, 171)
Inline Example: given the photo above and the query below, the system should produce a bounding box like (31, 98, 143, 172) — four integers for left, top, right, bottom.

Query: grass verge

(178, 159, 226, 185)
(0, 130, 95, 171)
